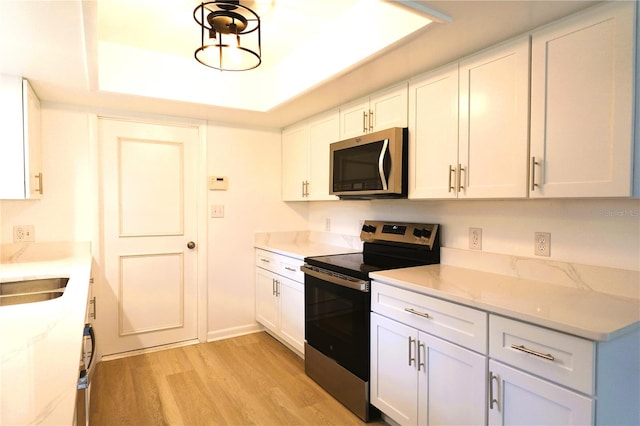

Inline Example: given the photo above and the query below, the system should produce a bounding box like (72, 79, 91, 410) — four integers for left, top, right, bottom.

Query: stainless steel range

(301, 220, 440, 421)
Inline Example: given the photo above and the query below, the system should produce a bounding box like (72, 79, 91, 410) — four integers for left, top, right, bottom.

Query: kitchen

(1, 0, 639, 425)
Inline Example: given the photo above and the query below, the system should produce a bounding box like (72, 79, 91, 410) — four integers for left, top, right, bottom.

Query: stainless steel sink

(0, 277, 69, 306)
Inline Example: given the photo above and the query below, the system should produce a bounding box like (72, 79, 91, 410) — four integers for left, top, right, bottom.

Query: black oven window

(305, 275, 370, 381)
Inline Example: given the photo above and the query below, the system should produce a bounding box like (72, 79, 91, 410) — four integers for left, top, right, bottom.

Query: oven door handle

(301, 265, 369, 292)
(378, 138, 389, 191)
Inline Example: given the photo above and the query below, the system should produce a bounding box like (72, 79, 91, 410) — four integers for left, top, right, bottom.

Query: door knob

(187, 241, 196, 250)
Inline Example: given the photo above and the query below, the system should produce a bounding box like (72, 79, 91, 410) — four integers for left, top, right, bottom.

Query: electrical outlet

(13, 225, 35, 242)
(535, 232, 551, 256)
(469, 227, 482, 250)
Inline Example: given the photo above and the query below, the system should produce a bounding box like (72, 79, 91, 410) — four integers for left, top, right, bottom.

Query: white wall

(307, 198, 640, 271)
(205, 123, 307, 338)
(0, 106, 96, 243)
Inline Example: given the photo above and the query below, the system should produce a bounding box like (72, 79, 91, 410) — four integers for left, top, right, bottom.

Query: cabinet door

(418, 332, 487, 426)
(255, 268, 279, 333)
(530, 2, 635, 198)
(488, 360, 593, 426)
(371, 313, 419, 426)
(459, 36, 530, 198)
(281, 123, 309, 201)
(339, 97, 369, 139)
(408, 64, 459, 199)
(0, 76, 42, 200)
(24, 80, 42, 199)
(307, 111, 339, 201)
(370, 83, 408, 132)
(278, 276, 304, 354)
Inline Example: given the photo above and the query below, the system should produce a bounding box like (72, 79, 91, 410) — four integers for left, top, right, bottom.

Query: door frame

(89, 113, 208, 359)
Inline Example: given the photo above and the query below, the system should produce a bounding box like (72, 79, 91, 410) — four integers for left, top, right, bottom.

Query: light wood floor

(90, 332, 387, 425)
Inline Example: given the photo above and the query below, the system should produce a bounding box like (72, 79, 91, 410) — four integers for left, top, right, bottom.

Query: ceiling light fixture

(194, 1, 261, 71)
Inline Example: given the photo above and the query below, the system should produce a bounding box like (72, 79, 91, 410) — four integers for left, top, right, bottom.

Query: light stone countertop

(372, 248, 640, 342)
(254, 230, 362, 259)
(0, 242, 92, 425)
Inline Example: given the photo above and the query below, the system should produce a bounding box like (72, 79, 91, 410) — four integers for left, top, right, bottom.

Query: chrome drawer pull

(404, 307, 430, 319)
(510, 344, 555, 361)
(260, 258, 270, 263)
(284, 266, 296, 272)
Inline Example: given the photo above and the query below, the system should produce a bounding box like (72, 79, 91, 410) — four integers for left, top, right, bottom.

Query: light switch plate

(211, 205, 225, 218)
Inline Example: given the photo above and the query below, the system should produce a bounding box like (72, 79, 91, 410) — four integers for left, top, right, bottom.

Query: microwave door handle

(378, 139, 389, 190)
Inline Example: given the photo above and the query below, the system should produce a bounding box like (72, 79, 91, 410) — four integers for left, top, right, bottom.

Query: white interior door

(99, 118, 200, 355)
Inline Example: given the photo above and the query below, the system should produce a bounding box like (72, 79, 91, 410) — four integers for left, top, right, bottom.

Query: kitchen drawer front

(278, 257, 304, 283)
(489, 315, 595, 394)
(371, 281, 487, 353)
(255, 249, 279, 274)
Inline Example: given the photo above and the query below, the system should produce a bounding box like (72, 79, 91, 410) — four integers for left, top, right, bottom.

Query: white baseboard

(206, 323, 264, 342)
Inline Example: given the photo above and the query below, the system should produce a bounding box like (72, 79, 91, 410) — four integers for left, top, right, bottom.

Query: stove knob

(361, 224, 368, 233)
(366, 225, 377, 233)
(421, 228, 432, 239)
(413, 228, 422, 238)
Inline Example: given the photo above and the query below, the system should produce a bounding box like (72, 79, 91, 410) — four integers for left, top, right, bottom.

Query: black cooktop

(305, 242, 440, 281)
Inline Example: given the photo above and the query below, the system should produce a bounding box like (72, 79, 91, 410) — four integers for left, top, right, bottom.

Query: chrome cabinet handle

(272, 279, 277, 296)
(408, 337, 416, 366)
(404, 307, 430, 319)
(530, 157, 539, 192)
(448, 165, 456, 193)
(417, 340, 425, 371)
(489, 371, 499, 410)
(363, 111, 368, 133)
(284, 266, 296, 272)
(369, 109, 374, 131)
(35, 173, 43, 195)
(260, 258, 270, 263)
(511, 344, 555, 361)
(457, 164, 465, 192)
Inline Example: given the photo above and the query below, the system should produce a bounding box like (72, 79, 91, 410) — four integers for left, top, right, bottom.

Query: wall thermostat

(208, 176, 228, 190)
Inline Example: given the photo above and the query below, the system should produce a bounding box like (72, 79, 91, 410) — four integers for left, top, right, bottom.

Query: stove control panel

(360, 221, 439, 249)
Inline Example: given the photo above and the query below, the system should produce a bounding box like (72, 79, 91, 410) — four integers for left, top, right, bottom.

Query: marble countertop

(0, 242, 92, 425)
(371, 249, 640, 342)
(254, 230, 362, 259)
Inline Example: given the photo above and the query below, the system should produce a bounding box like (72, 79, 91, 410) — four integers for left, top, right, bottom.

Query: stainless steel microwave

(329, 127, 407, 199)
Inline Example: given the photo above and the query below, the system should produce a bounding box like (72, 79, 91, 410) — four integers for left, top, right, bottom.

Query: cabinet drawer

(372, 282, 487, 353)
(278, 257, 304, 283)
(255, 249, 278, 273)
(489, 315, 595, 394)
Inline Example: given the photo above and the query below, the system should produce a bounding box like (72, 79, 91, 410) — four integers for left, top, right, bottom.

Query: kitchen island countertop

(0, 242, 92, 425)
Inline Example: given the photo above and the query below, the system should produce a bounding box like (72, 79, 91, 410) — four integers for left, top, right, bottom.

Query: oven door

(302, 265, 371, 381)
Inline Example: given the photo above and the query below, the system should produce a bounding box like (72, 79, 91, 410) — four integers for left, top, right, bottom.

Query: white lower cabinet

(255, 249, 305, 355)
(370, 282, 487, 426)
(488, 360, 593, 426)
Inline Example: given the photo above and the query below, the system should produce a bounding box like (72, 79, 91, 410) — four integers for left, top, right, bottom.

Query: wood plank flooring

(90, 332, 387, 425)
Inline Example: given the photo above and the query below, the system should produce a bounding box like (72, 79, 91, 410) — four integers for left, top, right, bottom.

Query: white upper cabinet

(529, 1, 636, 198)
(409, 37, 530, 199)
(408, 63, 459, 199)
(340, 83, 408, 139)
(0, 76, 43, 200)
(281, 110, 339, 201)
(459, 36, 530, 199)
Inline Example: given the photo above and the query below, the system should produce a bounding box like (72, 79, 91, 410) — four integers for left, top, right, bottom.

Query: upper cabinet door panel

(308, 111, 339, 201)
(459, 36, 530, 199)
(281, 123, 309, 201)
(530, 1, 635, 198)
(408, 63, 459, 199)
(370, 83, 408, 132)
